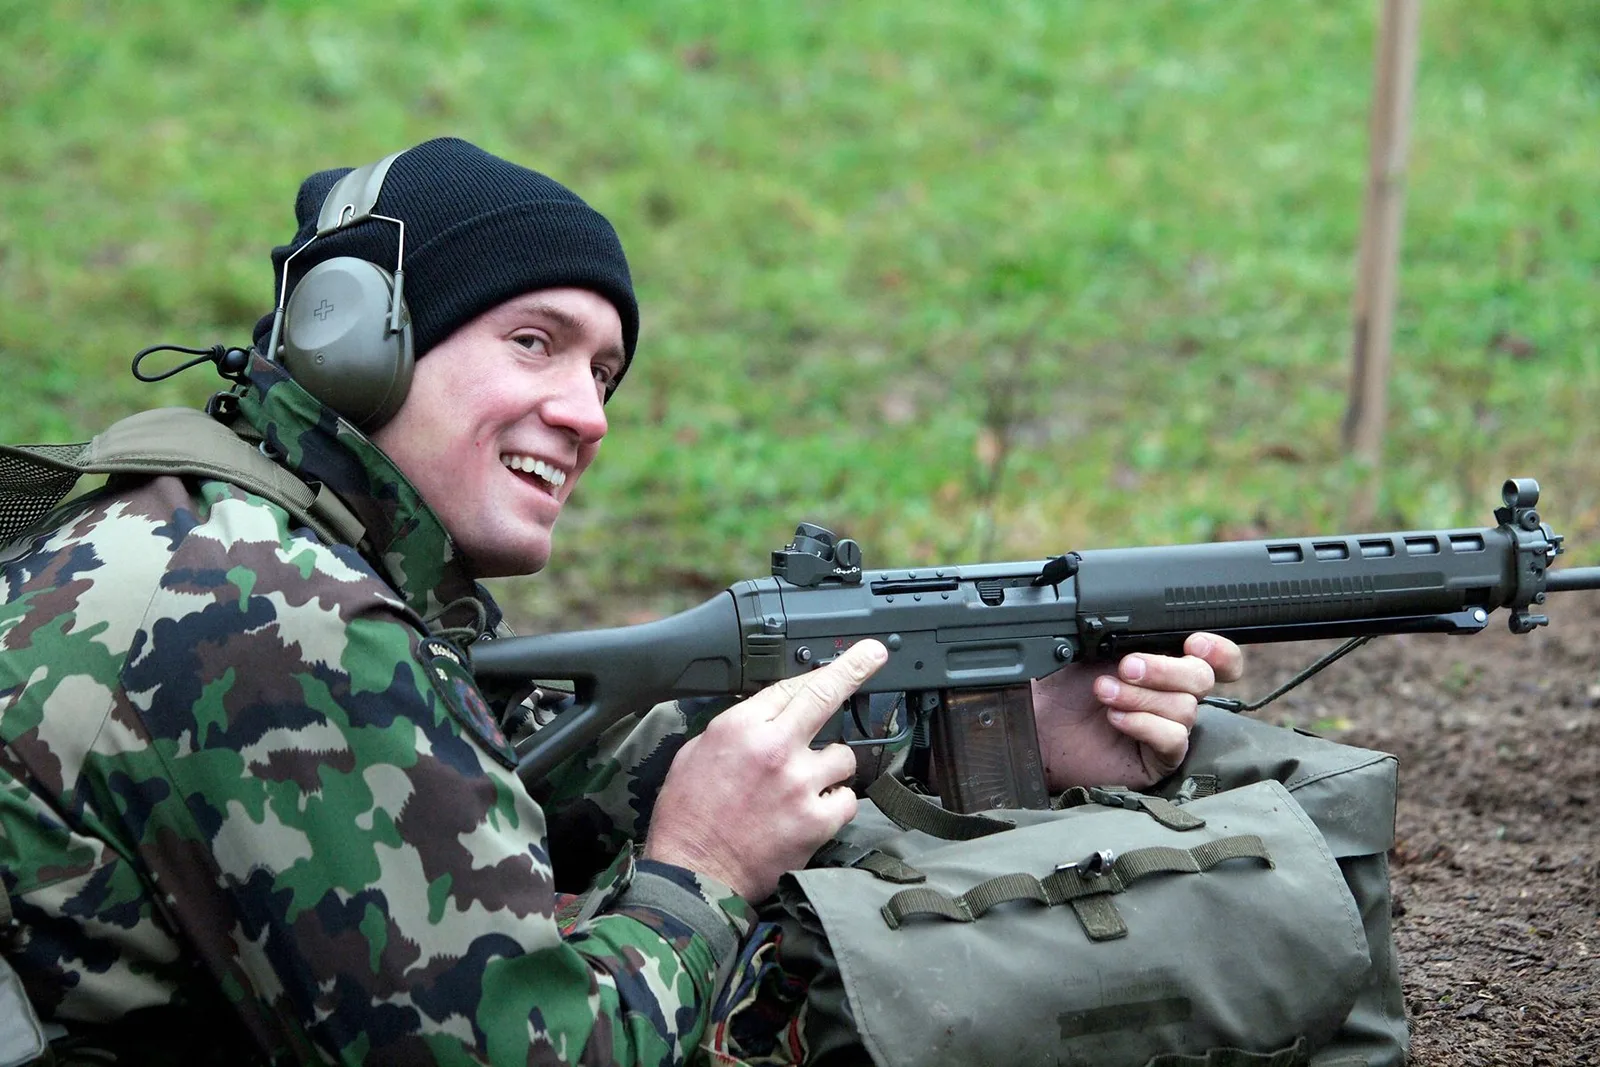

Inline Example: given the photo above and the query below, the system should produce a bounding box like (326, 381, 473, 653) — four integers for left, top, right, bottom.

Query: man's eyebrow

(510, 298, 626, 363)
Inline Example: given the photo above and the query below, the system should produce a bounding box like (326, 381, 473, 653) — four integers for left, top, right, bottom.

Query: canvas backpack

(702, 708, 1406, 1067)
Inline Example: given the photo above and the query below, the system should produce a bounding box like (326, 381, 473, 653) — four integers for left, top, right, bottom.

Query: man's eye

(591, 364, 616, 387)
(512, 334, 550, 355)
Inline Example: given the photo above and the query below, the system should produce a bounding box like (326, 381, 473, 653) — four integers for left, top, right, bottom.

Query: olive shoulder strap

(0, 407, 366, 552)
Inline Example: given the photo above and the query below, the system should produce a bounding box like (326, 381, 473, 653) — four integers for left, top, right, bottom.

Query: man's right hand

(643, 639, 889, 901)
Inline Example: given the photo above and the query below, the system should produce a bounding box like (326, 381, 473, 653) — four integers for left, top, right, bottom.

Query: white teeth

(538, 461, 567, 488)
(500, 454, 567, 488)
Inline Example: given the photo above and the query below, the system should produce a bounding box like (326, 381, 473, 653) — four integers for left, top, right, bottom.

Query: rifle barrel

(1546, 566, 1600, 593)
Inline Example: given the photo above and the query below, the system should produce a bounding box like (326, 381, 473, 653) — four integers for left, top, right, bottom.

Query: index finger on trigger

(772, 639, 889, 740)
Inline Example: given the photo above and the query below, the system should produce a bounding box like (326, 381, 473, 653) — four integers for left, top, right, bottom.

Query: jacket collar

(233, 353, 499, 640)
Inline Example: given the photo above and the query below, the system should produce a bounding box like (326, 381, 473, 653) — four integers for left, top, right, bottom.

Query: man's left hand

(1032, 632, 1244, 792)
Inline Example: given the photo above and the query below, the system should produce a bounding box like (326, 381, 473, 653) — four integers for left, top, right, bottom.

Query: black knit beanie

(252, 137, 639, 382)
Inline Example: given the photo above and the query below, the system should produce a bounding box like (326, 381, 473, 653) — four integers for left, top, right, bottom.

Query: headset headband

(316, 151, 406, 235)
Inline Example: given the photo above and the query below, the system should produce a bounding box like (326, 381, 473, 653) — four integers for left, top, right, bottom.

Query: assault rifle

(472, 479, 1600, 813)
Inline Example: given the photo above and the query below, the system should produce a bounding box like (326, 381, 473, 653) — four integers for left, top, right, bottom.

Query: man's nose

(543, 362, 609, 442)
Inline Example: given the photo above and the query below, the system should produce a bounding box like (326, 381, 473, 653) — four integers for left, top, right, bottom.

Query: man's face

(372, 287, 625, 578)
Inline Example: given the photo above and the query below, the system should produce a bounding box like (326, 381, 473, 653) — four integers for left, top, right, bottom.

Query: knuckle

(1138, 714, 1185, 754)
(796, 675, 843, 709)
(1140, 688, 1197, 721)
(1123, 684, 1164, 713)
(761, 677, 806, 706)
(755, 735, 791, 773)
(1158, 655, 1211, 695)
(702, 712, 739, 739)
(1133, 654, 1176, 688)
(836, 660, 875, 694)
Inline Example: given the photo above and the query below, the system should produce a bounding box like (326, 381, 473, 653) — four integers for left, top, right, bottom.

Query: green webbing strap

(1052, 786, 1095, 809)
(1054, 786, 1207, 832)
(1069, 895, 1129, 941)
(1134, 797, 1205, 831)
(866, 775, 1015, 841)
(0, 408, 367, 552)
(854, 852, 925, 884)
(808, 839, 926, 884)
(1142, 1036, 1311, 1067)
(880, 834, 1273, 940)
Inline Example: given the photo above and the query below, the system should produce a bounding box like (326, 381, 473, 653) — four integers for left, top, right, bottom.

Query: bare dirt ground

(1241, 594, 1600, 1065)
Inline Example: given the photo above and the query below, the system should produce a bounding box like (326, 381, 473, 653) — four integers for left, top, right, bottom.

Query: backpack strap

(1055, 786, 1208, 832)
(809, 838, 926, 885)
(0, 408, 367, 552)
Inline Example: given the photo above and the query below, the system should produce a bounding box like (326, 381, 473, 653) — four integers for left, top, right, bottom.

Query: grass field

(3, 0, 1597, 628)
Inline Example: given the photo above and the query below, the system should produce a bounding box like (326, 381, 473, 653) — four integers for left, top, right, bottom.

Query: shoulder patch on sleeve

(419, 636, 518, 771)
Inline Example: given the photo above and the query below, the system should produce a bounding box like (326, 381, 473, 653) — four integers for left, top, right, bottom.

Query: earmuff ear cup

(281, 257, 414, 431)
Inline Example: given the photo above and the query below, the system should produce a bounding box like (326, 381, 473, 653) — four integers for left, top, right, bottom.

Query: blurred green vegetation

(3, 0, 1597, 628)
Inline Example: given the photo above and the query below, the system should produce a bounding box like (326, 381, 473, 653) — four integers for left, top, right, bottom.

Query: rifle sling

(866, 775, 1016, 839)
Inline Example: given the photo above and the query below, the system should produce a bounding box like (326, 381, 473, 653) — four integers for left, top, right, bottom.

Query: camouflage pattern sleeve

(531, 699, 706, 893)
(0, 475, 751, 1065)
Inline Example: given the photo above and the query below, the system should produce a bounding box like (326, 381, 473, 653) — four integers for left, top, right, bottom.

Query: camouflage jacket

(0, 355, 753, 1065)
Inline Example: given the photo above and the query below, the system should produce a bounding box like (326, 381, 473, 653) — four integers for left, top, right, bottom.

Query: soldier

(0, 137, 1240, 1064)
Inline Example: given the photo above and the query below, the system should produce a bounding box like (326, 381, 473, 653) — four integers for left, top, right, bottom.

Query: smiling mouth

(500, 453, 568, 493)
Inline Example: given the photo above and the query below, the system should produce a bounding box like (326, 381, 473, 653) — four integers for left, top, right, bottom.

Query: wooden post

(1343, 0, 1421, 523)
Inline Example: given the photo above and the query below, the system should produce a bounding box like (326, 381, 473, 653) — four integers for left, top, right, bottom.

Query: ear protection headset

(263, 150, 414, 431)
